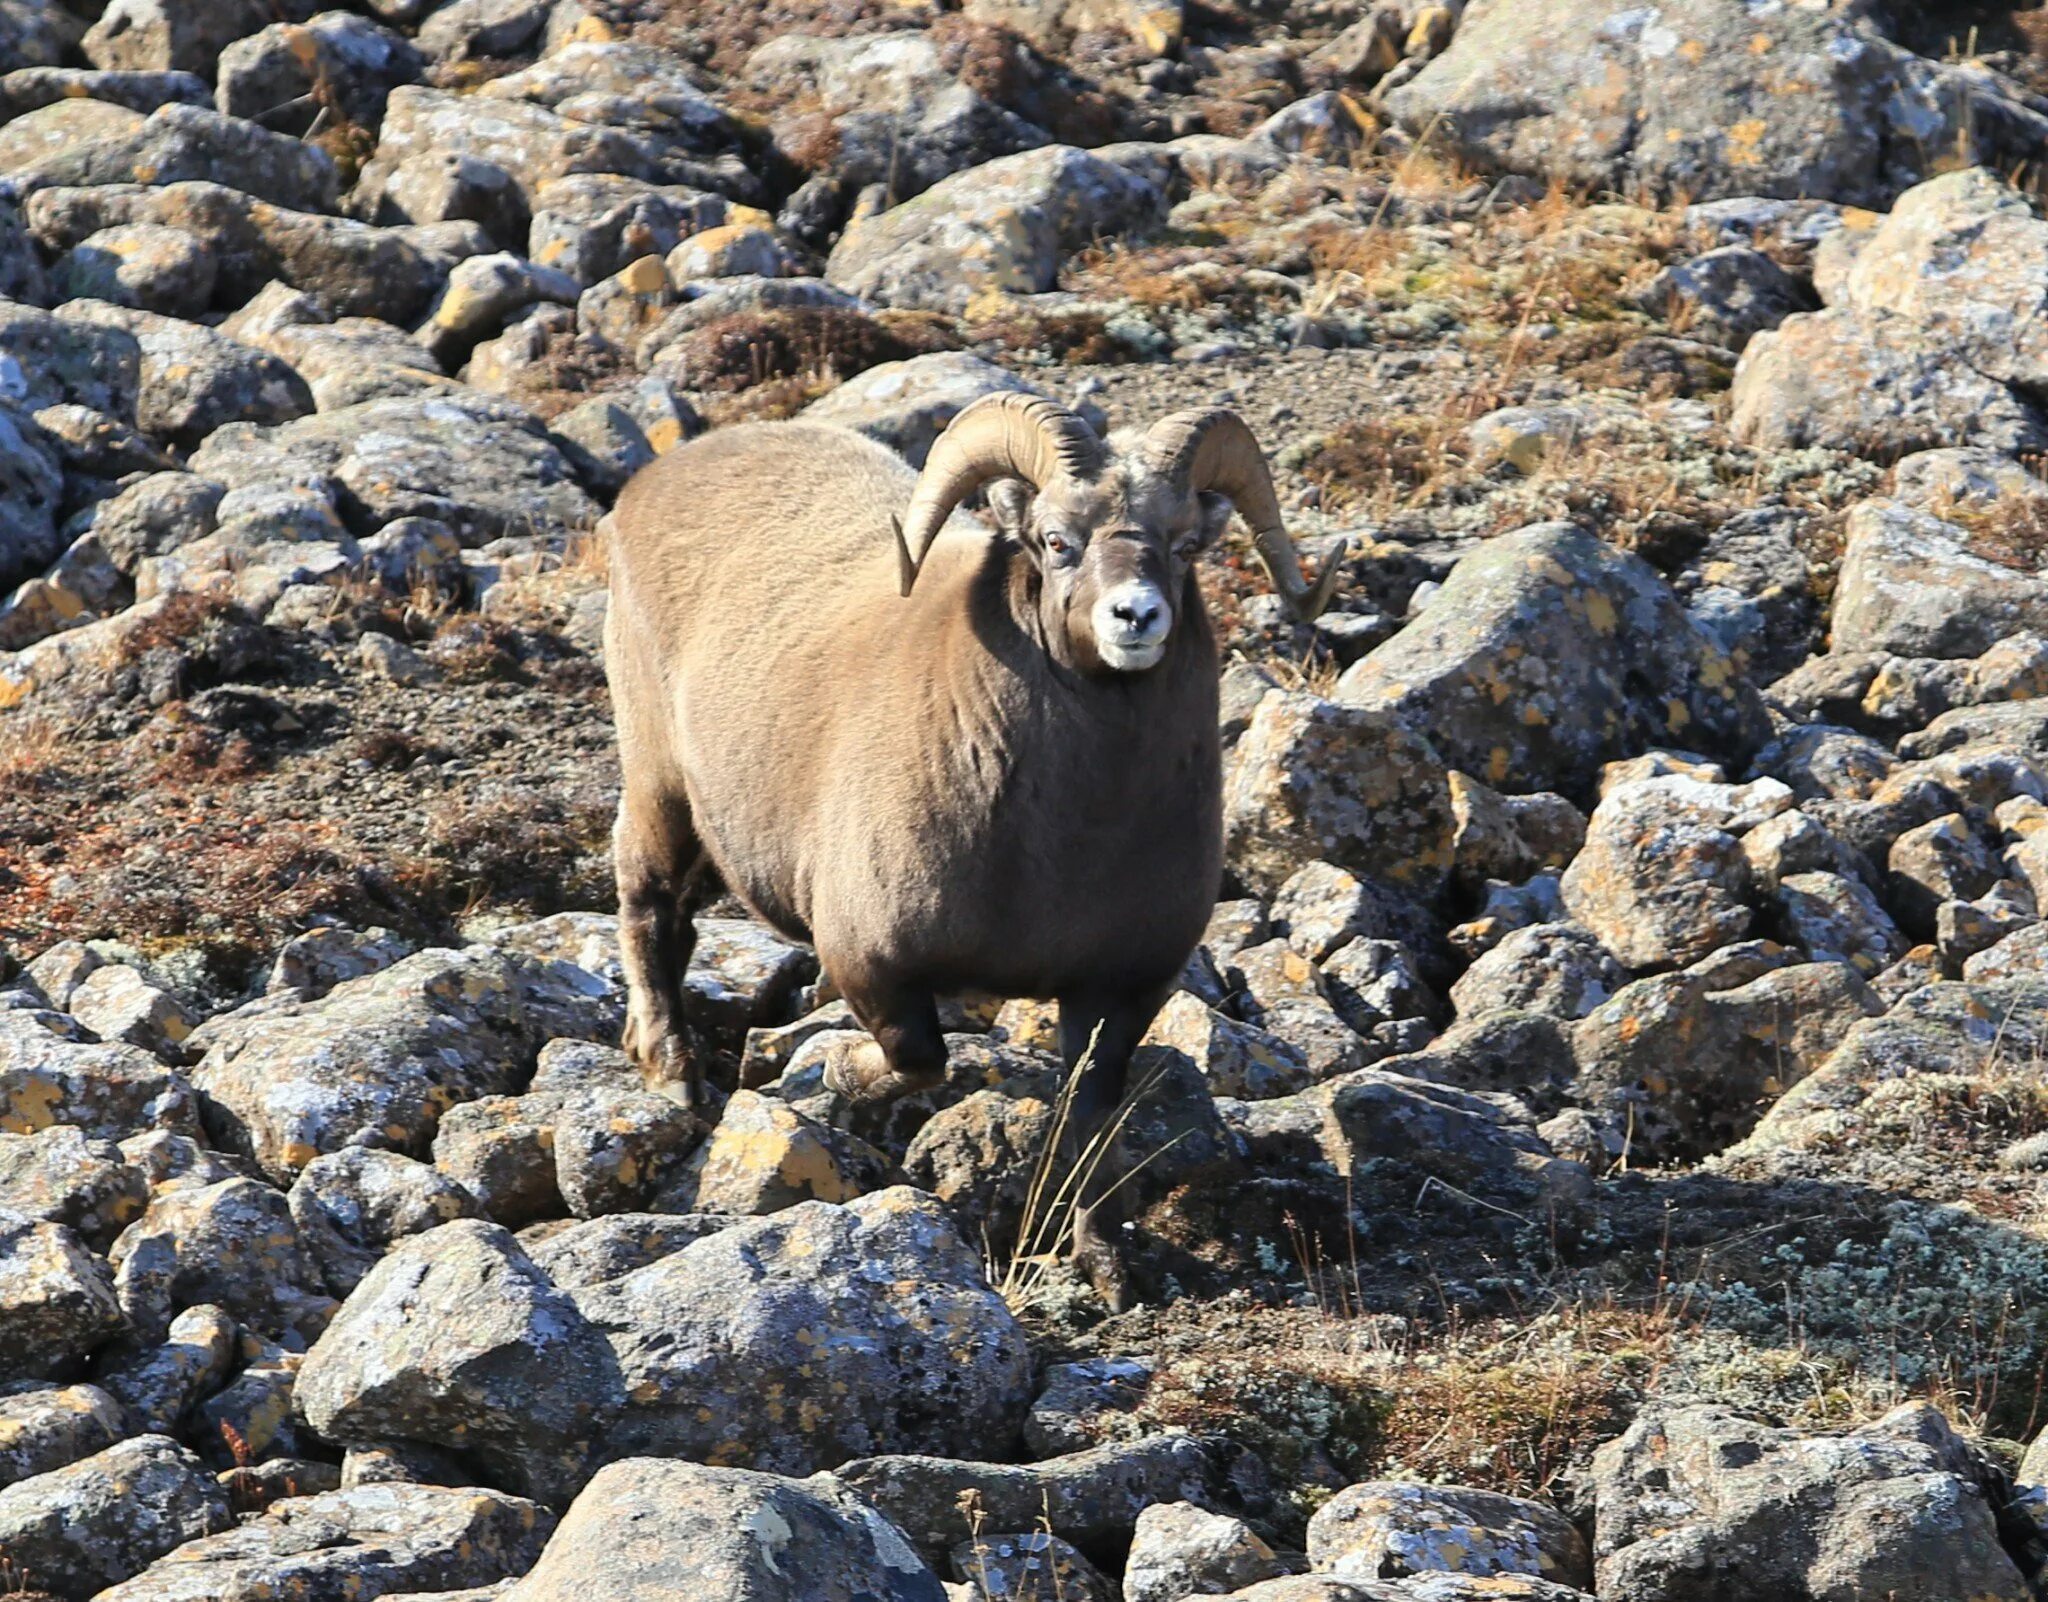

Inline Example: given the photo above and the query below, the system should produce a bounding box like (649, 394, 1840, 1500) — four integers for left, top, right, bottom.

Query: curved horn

(1143, 408, 1347, 622)
(893, 393, 1102, 597)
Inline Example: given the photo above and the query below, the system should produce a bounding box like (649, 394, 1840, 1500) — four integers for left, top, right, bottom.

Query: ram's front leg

(1055, 983, 1173, 1314)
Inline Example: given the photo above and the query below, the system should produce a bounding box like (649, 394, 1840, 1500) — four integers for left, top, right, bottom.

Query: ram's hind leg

(615, 787, 715, 1105)
(822, 964, 949, 1104)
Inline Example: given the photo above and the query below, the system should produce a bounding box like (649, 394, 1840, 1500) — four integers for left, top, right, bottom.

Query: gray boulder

(0, 297, 142, 417)
(54, 299, 313, 453)
(188, 947, 554, 1184)
(1561, 776, 1793, 969)
(1308, 1481, 1589, 1588)
(1385, 0, 2048, 208)
(1631, 245, 1812, 351)
(1223, 689, 1455, 900)
(188, 392, 599, 543)
(11, 103, 338, 213)
(28, 182, 461, 325)
(0, 1384, 128, 1489)
(1571, 950, 1881, 1163)
(108, 1175, 335, 1347)
(1591, 1403, 2027, 1601)
(0, 1126, 147, 1250)
(52, 223, 215, 318)
(1125, 1502, 1284, 1602)
(1831, 496, 2048, 660)
(96, 1482, 555, 1601)
(297, 1219, 625, 1504)
(0, 1435, 231, 1598)
(504, 1458, 944, 1601)
(0, 1009, 198, 1142)
(1834, 167, 2048, 395)
(0, 400, 61, 590)
(1731, 306, 2048, 459)
(216, 11, 422, 136)
(570, 1188, 1032, 1476)
(836, 1434, 1217, 1566)
(801, 352, 1052, 468)
(0, 1209, 123, 1379)
(826, 144, 1168, 312)
(83, 0, 311, 76)
(288, 1146, 483, 1298)
(1337, 523, 1770, 800)
(747, 31, 1047, 200)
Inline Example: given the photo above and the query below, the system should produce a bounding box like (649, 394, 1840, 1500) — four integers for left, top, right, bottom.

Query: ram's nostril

(1113, 599, 1160, 630)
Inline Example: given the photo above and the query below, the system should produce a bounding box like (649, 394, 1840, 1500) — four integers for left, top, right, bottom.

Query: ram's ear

(1174, 490, 1234, 557)
(984, 478, 1034, 538)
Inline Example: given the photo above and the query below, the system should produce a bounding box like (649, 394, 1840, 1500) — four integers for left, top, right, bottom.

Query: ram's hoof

(821, 1037, 944, 1104)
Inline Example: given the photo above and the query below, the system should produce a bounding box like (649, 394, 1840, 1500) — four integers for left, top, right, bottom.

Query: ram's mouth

(1098, 637, 1167, 673)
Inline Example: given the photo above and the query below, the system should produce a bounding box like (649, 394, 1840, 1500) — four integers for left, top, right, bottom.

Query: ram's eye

(1044, 533, 1074, 559)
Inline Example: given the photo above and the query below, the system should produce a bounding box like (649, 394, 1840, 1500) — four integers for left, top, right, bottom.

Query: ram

(603, 393, 1342, 1298)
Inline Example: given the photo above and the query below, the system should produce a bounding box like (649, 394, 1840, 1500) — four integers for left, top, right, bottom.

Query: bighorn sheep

(603, 393, 1342, 1299)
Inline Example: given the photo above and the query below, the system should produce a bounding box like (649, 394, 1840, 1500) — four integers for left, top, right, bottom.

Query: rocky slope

(5, 0, 2048, 1597)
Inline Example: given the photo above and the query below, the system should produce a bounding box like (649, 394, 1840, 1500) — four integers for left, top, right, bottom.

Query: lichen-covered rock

(95, 1481, 555, 1602)
(0, 297, 142, 418)
(0, 0, 83, 70)
(1337, 523, 1769, 799)
(1124, 1502, 1284, 1602)
(952, 1531, 1114, 1600)
(1224, 690, 1455, 900)
(836, 1434, 1216, 1565)
(1732, 307, 2048, 459)
(1630, 245, 1812, 351)
(1145, 991, 1314, 1100)
(1449, 923, 1623, 1021)
(216, 12, 422, 137)
(297, 1219, 626, 1504)
(1730, 978, 2048, 1169)
(54, 299, 313, 453)
(1312, 1071, 1589, 1213)
(1887, 812, 2000, 938)
(93, 1301, 233, 1434)
(1830, 496, 2048, 660)
(1571, 952, 1881, 1163)
(1445, 772, 1585, 891)
(188, 392, 599, 543)
(288, 1147, 482, 1298)
(0, 1126, 147, 1249)
(64, 963, 196, 1059)
(1308, 1481, 1589, 1588)
(826, 144, 1167, 312)
(431, 1094, 562, 1228)
(1771, 871, 1907, 976)
(0, 1383, 127, 1489)
(1384, 0, 2048, 208)
(1561, 776, 1792, 969)
(569, 1188, 1030, 1477)
(189, 948, 549, 1184)
(1835, 167, 2048, 394)
(801, 353, 1055, 469)
(1590, 1403, 2028, 1602)
(519, 1212, 730, 1289)
(0, 1209, 122, 1377)
(27, 180, 458, 325)
(14, 103, 338, 213)
(551, 1083, 705, 1219)
(504, 1458, 944, 1601)
(83, 0, 311, 76)
(747, 30, 1047, 202)
(0, 1435, 231, 1598)
(52, 223, 215, 318)
(109, 1176, 335, 1347)
(530, 173, 728, 286)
